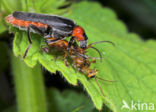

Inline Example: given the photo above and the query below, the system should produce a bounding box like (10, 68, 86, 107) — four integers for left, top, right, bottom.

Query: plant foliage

(2, 0, 156, 111)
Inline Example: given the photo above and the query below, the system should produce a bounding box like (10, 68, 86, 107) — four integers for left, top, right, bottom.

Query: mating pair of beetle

(6, 11, 113, 58)
(6, 11, 114, 97)
(6, 11, 89, 58)
(5, 11, 114, 76)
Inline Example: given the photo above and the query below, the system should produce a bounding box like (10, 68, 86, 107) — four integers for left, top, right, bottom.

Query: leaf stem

(11, 55, 47, 112)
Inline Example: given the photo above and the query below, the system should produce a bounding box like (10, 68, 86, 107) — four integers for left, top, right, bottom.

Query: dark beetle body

(13, 12, 75, 29)
(12, 11, 76, 38)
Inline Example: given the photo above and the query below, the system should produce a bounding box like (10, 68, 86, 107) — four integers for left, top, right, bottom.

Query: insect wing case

(13, 11, 76, 34)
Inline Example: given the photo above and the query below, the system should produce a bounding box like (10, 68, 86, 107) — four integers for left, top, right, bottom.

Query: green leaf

(47, 88, 94, 112)
(8, 1, 156, 112)
(1, 0, 22, 13)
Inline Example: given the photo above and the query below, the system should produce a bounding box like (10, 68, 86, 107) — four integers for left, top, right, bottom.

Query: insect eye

(83, 33, 88, 40)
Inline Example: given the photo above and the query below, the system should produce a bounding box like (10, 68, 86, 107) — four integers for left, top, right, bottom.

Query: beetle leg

(49, 26, 53, 37)
(29, 24, 44, 35)
(23, 24, 47, 58)
(23, 26, 32, 59)
(67, 36, 75, 51)
(44, 26, 53, 38)
(28, 24, 53, 38)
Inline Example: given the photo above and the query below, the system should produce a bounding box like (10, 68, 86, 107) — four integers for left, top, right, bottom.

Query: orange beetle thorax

(72, 26, 85, 41)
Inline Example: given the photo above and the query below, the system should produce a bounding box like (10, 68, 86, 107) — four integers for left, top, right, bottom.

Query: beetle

(42, 38, 115, 97)
(5, 11, 88, 58)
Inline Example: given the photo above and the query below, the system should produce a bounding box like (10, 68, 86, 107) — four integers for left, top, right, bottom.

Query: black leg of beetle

(23, 24, 45, 58)
(43, 26, 53, 38)
(67, 36, 75, 51)
(29, 24, 44, 35)
(47, 26, 53, 37)
(29, 25, 53, 38)
(23, 27, 32, 59)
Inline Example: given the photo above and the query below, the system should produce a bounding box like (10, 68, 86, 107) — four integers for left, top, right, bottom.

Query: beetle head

(79, 36, 88, 48)
(72, 26, 88, 48)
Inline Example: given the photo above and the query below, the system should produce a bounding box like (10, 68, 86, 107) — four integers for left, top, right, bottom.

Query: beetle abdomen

(6, 14, 48, 29)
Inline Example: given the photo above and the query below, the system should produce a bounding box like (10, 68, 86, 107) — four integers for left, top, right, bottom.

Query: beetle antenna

(76, 52, 102, 60)
(90, 46, 102, 62)
(85, 41, 115, 61)
(96, 76, 117, 82)
(94, 76, 105, 97)
(88, 40, 115, 47)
